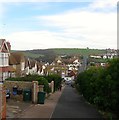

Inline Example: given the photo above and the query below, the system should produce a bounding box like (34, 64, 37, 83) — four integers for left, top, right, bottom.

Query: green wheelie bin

(23, 89, 32, 102)
(37, 92, 46, 104)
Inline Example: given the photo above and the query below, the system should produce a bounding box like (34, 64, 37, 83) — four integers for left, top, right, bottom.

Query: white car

(65, 80, 72, 85)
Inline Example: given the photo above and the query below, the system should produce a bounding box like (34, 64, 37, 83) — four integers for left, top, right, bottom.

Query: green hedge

(6, 74, 62, 93)
(36, 77, 51, 93)
(5, 74, 40, 82)
(76, 58, 119, 117)
(44, 74, 62, 91)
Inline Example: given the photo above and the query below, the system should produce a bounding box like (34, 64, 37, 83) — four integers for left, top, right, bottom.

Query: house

(29, 59, 38, 75)
(0, 39, 11, 82)
(9, 52, 26, 77)
(24, 58, 42, 75)
(90, 55, 102, 59)
(9, 52, 43, 77)
(24, 57, 30, 75)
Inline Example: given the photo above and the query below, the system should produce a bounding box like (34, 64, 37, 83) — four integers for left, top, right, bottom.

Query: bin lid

(38, 91, 46, 93)
(23, 89, 31, 91)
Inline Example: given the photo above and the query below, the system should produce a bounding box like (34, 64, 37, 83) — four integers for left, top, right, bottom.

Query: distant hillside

(51, 48, 106, 56)
(12, 48, 106, 63)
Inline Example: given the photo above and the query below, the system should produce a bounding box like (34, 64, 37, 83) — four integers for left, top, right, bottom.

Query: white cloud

(6, 31, 73, 50)
(4, 0, 117, 50)
(89, 0, 117, 10)
(37, 8, 117, 49)
(0, 0, 95, 2)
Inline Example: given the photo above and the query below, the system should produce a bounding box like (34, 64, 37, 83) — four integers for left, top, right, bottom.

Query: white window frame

(0, 53, 9, 67)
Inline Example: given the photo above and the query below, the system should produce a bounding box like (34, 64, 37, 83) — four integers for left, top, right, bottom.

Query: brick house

(0, 39, 11, 82)
(0, 39, 10, 120)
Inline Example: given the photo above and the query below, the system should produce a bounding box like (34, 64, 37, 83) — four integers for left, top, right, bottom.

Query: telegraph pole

(79, 55, 88, 73)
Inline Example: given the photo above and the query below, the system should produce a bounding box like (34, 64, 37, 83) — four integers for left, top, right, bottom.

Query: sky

(0, 0, 117, 50)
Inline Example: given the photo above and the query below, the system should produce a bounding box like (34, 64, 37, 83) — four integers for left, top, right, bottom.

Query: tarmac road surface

(51, 85, 102, 119)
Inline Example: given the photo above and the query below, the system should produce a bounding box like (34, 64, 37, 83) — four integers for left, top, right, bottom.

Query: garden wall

(4, 81, 33, 101)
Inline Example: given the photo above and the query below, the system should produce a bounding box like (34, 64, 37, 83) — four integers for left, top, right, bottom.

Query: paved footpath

(51, 85, 102, 119)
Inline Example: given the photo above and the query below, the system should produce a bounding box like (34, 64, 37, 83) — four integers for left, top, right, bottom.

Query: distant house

(68, 70, 76, 80)
(9, 52, 44, 77)
(37, 62, 42, 75)
(29, 59, 38, 75)
(24, 58, 42, 75)
(90, 55, 102, 59)
(55, 56, 62, 65)
(9, 52, 26, 77)
(0, 39, 11, 82)
(102, 54, 116, 59)
(24, 58, 31, 75)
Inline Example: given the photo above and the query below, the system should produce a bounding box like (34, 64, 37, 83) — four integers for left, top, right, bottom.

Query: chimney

(6, 41, 11, 51)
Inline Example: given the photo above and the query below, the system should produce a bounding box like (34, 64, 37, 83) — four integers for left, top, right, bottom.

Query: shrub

(36, 77, 50, 93)
(44, 74, 62, 91)
(76, 58, 119, 117)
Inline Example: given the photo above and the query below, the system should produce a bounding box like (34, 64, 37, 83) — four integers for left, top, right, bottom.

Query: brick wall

(4, 81, 33, 101)
(4, 81, 32, 91)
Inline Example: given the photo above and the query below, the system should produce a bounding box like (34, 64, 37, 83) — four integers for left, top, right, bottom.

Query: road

(51, 85, 102, 119)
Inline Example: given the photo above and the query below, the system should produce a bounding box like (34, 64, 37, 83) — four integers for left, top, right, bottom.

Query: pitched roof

(9, 52, 25, 65)
(25, 58, 30, 68)
(9, 53, 17, 65)
(36, 62, 42, 72)
(0, 39, 4, 47)
(0, 39, 9, 53)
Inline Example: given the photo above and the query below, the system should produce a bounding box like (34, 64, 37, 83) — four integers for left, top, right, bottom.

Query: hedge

(44, 74, 62, 91)
(76, 58, 119, 117)
(6, 74, 62, 93)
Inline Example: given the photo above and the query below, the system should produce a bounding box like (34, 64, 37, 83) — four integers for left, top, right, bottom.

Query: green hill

(51, 48, 106, 56)
(12, 48, 106, 62)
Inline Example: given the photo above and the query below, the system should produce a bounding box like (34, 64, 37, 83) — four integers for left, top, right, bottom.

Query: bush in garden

(44, 74, 62, 91)
(36, 77, 50, 93)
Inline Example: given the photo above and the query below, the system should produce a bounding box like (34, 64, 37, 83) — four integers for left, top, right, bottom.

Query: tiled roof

(25, 58, 30, 68)
(8, 66, 16, 72)
(37, 62, 42, 72)
(0, 39, 4, 46)
(0, 39, 5, 51)
(9, 53, 17, 65)
(9, 52, 25, 65)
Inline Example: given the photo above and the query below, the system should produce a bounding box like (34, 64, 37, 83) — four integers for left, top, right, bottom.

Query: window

(0, 53, 9, 67)
(2, 72, 8, 80)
